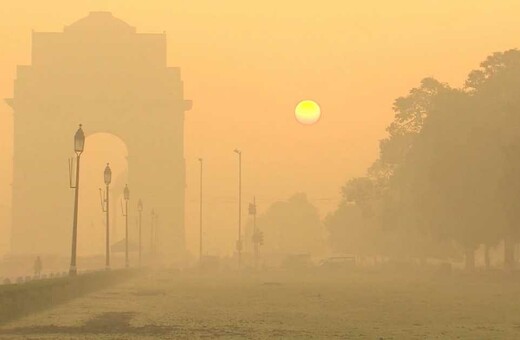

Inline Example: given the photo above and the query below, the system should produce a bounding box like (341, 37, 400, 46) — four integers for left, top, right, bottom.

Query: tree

(257, 193, 323, 256)
(326, 177, 385, 257)
(329, 50, 520, 270)
(327, 78, 458, 263)
(466, 49, 520, 269)
(380, 77, 451, 168)
(324, 202, 367, 255)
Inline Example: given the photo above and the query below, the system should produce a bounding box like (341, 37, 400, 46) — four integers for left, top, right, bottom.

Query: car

(319, 256, 356, 270)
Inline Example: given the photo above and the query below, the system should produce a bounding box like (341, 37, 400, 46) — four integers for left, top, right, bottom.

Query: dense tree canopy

(256, 193, 323, 256)
(326, 49, 520, 269)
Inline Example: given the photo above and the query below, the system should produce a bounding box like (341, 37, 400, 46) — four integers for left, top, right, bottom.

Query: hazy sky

(2, 1, 520, 256)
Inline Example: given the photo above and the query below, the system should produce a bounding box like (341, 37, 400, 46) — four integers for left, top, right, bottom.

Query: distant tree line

(325, 49, 520, 270)
(249, 193, 324, 257)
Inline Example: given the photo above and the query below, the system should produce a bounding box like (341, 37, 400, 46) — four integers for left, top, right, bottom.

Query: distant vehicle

(319, 256, 356, 270)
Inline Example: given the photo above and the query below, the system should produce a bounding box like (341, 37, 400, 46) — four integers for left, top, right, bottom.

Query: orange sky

(2, 1, 520, 256)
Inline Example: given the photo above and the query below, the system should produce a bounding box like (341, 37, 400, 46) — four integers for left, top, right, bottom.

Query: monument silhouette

(6, 12, 192, 256)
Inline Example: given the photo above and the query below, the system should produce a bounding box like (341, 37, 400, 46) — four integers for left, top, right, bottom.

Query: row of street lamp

(69, 124, 151, 276)
(69, 125, 258, 274)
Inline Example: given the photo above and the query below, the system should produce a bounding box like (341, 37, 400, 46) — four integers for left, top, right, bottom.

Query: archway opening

(78, 133, 128, 259)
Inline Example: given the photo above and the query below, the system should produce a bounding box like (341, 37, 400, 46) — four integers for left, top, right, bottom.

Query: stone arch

(6, 12, 191, 258)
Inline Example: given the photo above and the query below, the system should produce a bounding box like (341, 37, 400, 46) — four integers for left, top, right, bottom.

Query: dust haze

(1, 2, 520, 339)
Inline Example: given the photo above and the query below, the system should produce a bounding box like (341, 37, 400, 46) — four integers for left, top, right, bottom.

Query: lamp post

(150, 209, 156, 255)
(122, 184, 130, 268)
(155, 213, 160, 255)
(68, 124, 85, 276)
(99, 163, 112, 270)
(234, 149, 242, 269)
(137, 199, 143, 267)
(249, 197, 258, 269)
(198, 158, 203, 261)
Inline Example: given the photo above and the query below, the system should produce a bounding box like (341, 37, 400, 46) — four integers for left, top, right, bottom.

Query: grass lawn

(0, 269, 519, 339)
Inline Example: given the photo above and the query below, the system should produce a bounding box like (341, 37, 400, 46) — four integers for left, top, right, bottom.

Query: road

(0, 269, 519, 339)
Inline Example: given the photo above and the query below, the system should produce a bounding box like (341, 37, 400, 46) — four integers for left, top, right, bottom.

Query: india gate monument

(6, 12, 191, 256)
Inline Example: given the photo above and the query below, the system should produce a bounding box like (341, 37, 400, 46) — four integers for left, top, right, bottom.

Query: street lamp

(68, 124, 85, 276)
(99, 163, 112, 270)
(121, 184, 130, 268)
(198, 158, 203, 261)
(137, 199, 143, 267)
(155, 213, 160, 255)
(234, 149, 242, 269)
(249, 197, 258, 269)
(150, 209, 156, 255)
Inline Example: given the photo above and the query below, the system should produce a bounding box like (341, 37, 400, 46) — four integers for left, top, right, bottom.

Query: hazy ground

(0, 269, 520, 339)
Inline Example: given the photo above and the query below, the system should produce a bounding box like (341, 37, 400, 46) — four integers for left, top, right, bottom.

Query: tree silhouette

(328, 49, 520, 270)
(257, 193, 323, 256)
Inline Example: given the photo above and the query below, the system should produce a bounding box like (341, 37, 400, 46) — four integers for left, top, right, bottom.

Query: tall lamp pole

(234, 149, 242, 269)
(249, 197, 258, 269)
(68, 124, 85, 276)
(137, 199, 143, 267)
(155, 213, 160, 255)
(199, 158, 203, 261)
(100, 163, 112, 270)
(122, 184, 130, 268)
(150, 209, 156, 255)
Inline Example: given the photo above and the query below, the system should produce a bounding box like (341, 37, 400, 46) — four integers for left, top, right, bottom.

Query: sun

(295, 100, 321, 125)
